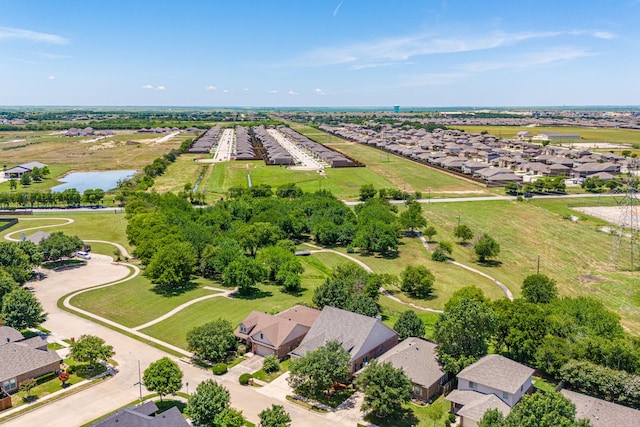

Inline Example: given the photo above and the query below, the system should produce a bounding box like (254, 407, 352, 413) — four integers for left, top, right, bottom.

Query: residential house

(446, 354, 534, 427)
(516, 131, 533, 140)
(89, 400, 189, 427)
(561, 389, 640, 427)
(235, 305, 320, 359)
(0, 326, 62, 396)
(572, 162, 621, 178)
(290, 306, 398, 374)
(532, 132, 581, 141)
(372, 338, 450, 403)
(3, 162, 47, 179)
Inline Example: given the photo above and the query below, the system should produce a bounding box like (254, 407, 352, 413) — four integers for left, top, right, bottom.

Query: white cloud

(593, 31, 615, 40)
(268, 90, 278, 94)
(314, 88, 325, 95)
(243, 88, 250, 92)
(287, 90, 299, 95)
(142, 84, 166, 91)
(333, 1, 344, 17)
(48, 75, 55, 80)
(404, 47, 592, 86)
(285, 29, 611, 70)
(0, 26, 69, 44)
(223, 89, 229, 93)
(205, 85, 217, 91)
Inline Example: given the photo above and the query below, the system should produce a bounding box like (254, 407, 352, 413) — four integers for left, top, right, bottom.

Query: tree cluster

(186, 379, 245, 427)
(287, 340, 350, 398)
(0, 188, 106, 209)
(186, 318, 237, 363)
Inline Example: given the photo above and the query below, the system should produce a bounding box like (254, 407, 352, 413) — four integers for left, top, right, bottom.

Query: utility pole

(133, 360, 143, 402)
(537, 255, 540, 275)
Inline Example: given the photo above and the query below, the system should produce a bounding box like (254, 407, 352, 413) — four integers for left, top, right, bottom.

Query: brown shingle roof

(561, 389, 640, 427)
(375, 338, 445, 389)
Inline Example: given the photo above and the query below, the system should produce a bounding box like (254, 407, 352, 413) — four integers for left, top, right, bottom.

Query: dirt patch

(573, 206, 639, 227)
(579, 274, 606, 284)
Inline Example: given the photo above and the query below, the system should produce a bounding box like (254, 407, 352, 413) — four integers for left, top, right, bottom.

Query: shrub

(239, 373, 252, 385)
(212, 363, 228, 375)
(263, 355, 280, 374)
(432, 247, 449, 262)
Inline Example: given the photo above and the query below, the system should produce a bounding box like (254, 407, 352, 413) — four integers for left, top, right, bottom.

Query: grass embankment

(151, 154, 209, 194)
(423, 197, 640, 333)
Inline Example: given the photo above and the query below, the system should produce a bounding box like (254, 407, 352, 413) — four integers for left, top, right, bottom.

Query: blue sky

(0, 1, 639, 107)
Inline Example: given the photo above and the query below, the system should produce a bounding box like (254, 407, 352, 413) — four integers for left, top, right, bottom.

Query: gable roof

(236, 306, 320, 349)
(447, 389, 511, 421)
(561, 389, 640, 427)
(290, 306, 398, 362)
(457, 354, 534, 395)
(90, 401, 189, 427)
(0, 327, 61, 383)
(375, 338, 445, 388)
(25, 231, 51, 244)
(0, 326, 24, 345)
(19, 161, 47, 171)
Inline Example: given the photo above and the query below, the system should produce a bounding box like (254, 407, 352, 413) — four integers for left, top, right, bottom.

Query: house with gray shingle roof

(368, 337, 450, 403)
(89, 400, 189, 427)
(0, 326, 61, 396)
(290, 306, 398, 374)
(561, 388, 640, 427)
(446, 354, 534, 426)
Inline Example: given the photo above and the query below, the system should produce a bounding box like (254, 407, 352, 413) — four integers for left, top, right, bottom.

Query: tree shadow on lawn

(364, 407, 419, 427)
(232, 288, 273, 300)
(156, 399, 187, 413)
(476, 260, 503, 268)
(152, 281, 199, 297)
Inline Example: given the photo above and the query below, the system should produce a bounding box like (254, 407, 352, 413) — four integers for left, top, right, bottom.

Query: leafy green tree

(400, 265, 435, 298)
(263, 355, 280, 374)
(400, 202, 427, 233)
(0, 269, 18, 304)
(143, 357, 183, 401)
(9, 179, 17, 191)
(236, 222, 282, 256)
(474, 234, 500, 262)
(478, 408, 506, 427)
(145, 241, 197, 291)
(19, 378, 37, 397)
(39, 231, 84, 261)
(20, 172, 32, 186)
(1, 288, 46, 329)
(492, 299, 548, 365)
(259, 404, 291, 427)
(187, 319, 237, 363)
(0, 242, 34, 284)
(222, 257, 267, 295)
(522, 274, 558, 304)
(356, 360, 412, 418)
(69, 335, 114, 367)
(503, 391, 589, 427)
(199, 240, 244, 278)
(444, 286, 488, 311)
(394, 310, 426, 340)
(214, 408, 245, 427)
(534, 335, 572, 376)
(423, 225, 437, 242)
(288, 340, 350, 398)
(15, 240, 44, 267)
(186, 379, 231, 427)
(453, 224, 474, 243)
(359, 184, 377, 201)
(347, 295, 380, 317)
(434, 297, 496, 373)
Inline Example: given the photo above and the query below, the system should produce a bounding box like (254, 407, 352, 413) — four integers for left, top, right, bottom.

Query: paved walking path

(132, 286, 236, 331)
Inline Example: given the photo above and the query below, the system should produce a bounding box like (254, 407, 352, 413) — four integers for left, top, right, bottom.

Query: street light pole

(133, 360, 143, 402)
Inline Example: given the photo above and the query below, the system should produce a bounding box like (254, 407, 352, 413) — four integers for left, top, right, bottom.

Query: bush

(212, 363, 228, 375)
(432, 247, 449, 262)
(448, 413, 456, 423)
(263, 355, 280, 373)
(239, 373, 252, 385)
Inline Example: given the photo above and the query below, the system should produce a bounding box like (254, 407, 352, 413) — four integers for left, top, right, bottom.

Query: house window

(260, 333, 263, 340)
(240, 326, 246, 333)
(469, 381, 477, 390)
(3, 379, 16, 392)
(503, 391, 509, 400)
(412, 386, 423, 396)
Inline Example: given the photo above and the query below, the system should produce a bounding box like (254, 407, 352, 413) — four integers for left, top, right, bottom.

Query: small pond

(51, 170, 136, 193)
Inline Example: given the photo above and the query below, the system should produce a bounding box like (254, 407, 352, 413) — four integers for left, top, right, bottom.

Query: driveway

(0, 256, 363, 426)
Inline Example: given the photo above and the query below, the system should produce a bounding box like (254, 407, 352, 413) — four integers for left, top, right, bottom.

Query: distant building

(532, 132, 580, 141)
(3, 161, 47, 179)
(393, 105, 400, 113)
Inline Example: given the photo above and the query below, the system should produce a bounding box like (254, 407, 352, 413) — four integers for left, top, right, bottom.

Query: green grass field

(456, 125, 640, 145)
(151, 154, 209, 194)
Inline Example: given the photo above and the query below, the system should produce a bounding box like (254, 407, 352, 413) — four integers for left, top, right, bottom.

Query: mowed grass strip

(70, 275, 219, 328)
(152, 154, 209, 194)
(139, 253, 343, 349)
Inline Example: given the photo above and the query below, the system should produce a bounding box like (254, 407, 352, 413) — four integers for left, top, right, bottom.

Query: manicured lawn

(152, 154, 208, 194)
(532, 376, 558, 393)
(251, 358, 291, 382)
(379, 297, 440, 340)
(70, 275, 220, 328)
(364, 395, 451, 427)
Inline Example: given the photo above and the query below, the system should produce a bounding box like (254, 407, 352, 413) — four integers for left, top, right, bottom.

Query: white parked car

(76, 251, 91, 260)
